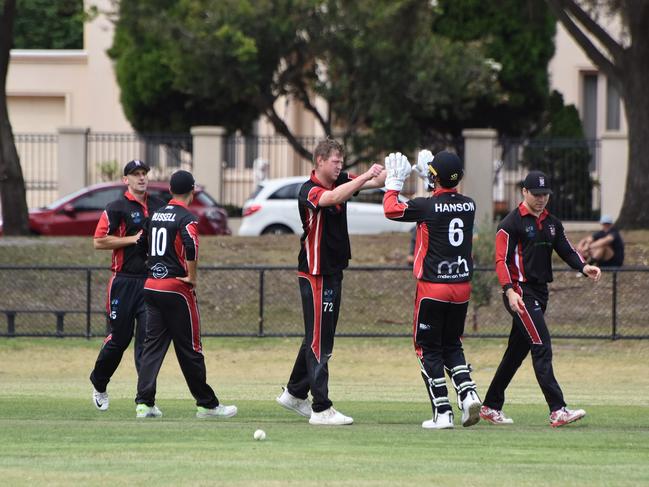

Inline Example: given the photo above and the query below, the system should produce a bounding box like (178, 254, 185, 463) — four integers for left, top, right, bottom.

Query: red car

(0, 181, 231, 236)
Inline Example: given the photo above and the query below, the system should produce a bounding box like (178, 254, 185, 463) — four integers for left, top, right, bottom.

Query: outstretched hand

(412, 149, 433, 181)
(384, 152, 412, 192)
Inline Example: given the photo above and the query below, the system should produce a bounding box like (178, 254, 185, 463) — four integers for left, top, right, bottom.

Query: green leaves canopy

(111, 0, 511, 161)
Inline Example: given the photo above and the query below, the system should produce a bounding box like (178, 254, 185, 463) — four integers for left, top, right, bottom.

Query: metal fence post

(86, 269, 92, 339)
(56, 312, 65, 337)
(7, 311, 16, 337)
(258, 269, 265, 337)
(612, 271, 618, 340)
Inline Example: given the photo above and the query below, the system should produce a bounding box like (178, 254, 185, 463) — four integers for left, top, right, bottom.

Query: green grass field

(1, 337, 648, 486)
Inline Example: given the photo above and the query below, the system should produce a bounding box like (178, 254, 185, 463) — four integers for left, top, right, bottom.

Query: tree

(110, 0, 503, 165)
(545, 0, 649, 228)
(13, 0, 84, 49)
(433, 0, 557, 137)
(0, 0, 30, 235)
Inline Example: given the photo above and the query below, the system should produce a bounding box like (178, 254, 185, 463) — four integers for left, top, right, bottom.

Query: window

(606, 78, 621, 131)
(72, 188, 123, 212)
(581, 73, 598, 140)
(269, 183, 302, 200)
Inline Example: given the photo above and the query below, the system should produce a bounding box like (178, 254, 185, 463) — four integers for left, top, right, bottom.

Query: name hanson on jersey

(152, 213, 176, 222)
(434, 202, 475, 213)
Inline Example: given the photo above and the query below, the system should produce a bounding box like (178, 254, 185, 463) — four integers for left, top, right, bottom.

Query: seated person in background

(577, 215, 624, 267)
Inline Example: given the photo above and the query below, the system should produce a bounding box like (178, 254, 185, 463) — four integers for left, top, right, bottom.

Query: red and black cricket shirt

(495, 203, 585, 292)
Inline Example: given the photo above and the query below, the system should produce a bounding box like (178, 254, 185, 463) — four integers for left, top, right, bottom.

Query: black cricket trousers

(136, 281, 218, 408)
(287, 271, 342, 413)
(90, 274, 146, 392)
(483, 282, 566, 412)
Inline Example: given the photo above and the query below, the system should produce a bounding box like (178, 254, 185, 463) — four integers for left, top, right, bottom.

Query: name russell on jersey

(151, 213, 176, 222)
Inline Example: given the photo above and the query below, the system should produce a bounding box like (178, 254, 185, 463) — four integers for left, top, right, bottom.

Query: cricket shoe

(276, 388, 312, 418)
(136, 404, 163, 418)
(479, 406, 514, 425)
(550, 407, 586, 427)
(92, 388, 109, 411)
(422, 411, 454, 430)
(196, 404, 238, 419)
(309, 407, 353, 426)
(460, 390, 482, 427)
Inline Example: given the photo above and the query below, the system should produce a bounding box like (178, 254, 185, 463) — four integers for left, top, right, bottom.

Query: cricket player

(480, 170, 601, 427)
(276, 137, 385, 426)
(382, 150, 482, 429)
(134, 170, 237, 419)
(90, 160, 165, 411)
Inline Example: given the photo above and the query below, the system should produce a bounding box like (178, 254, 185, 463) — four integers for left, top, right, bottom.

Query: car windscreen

(72, 188, 124, 211)
(268, 182, 302, 200)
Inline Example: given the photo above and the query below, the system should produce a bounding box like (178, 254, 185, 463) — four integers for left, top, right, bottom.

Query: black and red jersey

(139, 199, 199, 280)
(297, 171, 356, 275)
(94, 191, 165, 275)
(495, 203, 585, 290)
(384, 188, 475, 283)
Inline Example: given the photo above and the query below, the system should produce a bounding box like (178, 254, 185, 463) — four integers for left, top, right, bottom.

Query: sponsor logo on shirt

(151, 263, 169, 279)
(437, 256, 470, 278)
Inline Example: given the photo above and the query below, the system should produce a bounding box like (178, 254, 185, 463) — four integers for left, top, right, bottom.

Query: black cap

(123, 159, 150, 176)
(170, 170, 195, 195)
(430, 151, 463, 188)
(523, 170, 552, 195)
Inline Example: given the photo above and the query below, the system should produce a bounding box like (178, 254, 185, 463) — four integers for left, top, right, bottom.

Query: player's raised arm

(318, 163, 384, 207)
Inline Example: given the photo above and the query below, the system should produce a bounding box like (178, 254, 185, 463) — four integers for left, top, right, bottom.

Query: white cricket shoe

(136, 404, 163, 418)
(309, 407, 353, 426)
(422, 411, 454, 429)
(460, 390, 482, 427)
(92, 388, 109, 411)
(276, 388, 312, 418)
(196, 404, 238, 419)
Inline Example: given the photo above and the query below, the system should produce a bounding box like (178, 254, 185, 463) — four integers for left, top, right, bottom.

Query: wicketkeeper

(383, 150, 481, 429)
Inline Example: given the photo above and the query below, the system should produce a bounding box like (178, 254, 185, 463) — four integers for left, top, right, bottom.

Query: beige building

(6, 2, 628, 219)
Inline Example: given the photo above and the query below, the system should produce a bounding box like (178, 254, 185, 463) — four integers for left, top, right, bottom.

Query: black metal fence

(87, 132, 193, 185)
(493, 138, 601, 221)
(0, 265, 646, 339)
(14, 133, 58, 208)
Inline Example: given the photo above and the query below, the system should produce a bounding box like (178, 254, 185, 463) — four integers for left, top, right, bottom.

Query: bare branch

(559, 0, 624, 61)
(263, 101, 313, 162)
(546, 0, 620, 83)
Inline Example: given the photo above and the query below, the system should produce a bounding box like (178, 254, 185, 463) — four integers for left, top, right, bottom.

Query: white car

(238, 176, 415, 236)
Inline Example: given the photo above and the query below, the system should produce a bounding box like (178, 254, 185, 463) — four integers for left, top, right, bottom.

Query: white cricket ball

(253, 429, 266, 441)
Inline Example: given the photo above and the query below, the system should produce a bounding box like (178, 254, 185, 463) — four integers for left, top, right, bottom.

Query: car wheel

(261, 224, 293, 235)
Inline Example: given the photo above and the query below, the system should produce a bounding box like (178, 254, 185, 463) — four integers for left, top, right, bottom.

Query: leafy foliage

(433, 0, 556, 137)
(13, 0, 83, 49)
(110, 0, 503, 163)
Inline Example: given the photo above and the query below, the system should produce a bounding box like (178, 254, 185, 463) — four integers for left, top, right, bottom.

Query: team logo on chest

(525, 225, 536, 239)
(548, 224, 556, 237)
(131, 211, 142, 224)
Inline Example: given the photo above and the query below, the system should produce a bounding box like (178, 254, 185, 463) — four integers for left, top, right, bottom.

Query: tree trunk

(616, 41, 649, 228)
(0, 0, 30, 235)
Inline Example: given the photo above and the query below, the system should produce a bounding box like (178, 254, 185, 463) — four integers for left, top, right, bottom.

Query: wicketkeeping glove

(384, 152, 412, 192)
(412, 149, 433, 182)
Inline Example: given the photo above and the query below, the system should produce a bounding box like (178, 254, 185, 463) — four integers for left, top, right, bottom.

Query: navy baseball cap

(123, 159, 150, 176)
(523, 170, 552, 195)
(170, 170, 195, 195)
